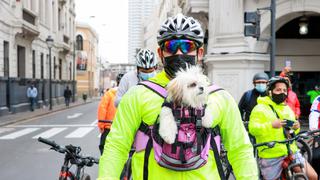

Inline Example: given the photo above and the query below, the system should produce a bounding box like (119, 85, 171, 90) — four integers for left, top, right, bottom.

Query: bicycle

(121, 148, 135, 180)
(38, 137, 99, 180)
(253, 130, 320, 180)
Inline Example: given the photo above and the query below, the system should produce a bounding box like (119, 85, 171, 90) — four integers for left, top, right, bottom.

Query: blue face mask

(255, 83, 267, 93)
(139, 71, 156, 80)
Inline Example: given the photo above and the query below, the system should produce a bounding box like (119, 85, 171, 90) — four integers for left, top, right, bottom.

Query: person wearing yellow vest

(97, 73, 124, 155)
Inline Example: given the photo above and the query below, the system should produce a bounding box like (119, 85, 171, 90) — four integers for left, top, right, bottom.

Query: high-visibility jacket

(98, 70, 258, 180)
(97, 88, 117, 130)
(249, 96, 300, 159)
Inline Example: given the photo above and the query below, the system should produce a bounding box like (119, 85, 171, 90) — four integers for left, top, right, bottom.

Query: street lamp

(46, 35, 54, 110)
(299, 17, 308, 35)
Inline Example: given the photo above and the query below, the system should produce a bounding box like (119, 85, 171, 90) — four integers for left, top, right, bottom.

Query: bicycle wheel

(292, 172, 308, 180)
(80, 173, 91, 180)
(297, 139, 312, 163)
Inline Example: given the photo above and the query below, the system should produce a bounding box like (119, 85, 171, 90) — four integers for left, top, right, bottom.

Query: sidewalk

(0, 98, 99, 127)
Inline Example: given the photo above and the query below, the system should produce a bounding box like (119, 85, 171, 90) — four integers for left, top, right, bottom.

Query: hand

(272, 119, 286, 128)
(292, 121, 300, 130)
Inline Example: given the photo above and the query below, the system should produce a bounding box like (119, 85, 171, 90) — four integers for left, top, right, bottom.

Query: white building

(0, 0, 76, 114)
(128, 0, 157, 64)
(144, 0, 320, 119)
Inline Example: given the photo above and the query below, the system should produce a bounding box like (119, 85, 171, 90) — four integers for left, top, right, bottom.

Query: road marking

(0, 128, 39, 139)
(65, 127, 94, 138)
(32, 128, 67, 139)
(90, 119, 98, 126)
(7, 124, 95, 128)
(67, 113, 83, 119)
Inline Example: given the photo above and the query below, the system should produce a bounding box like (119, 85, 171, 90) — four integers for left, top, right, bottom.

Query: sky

(75, 0, 128, 64)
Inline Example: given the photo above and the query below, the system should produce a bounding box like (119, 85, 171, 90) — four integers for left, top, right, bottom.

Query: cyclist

(97, 73, 123, 155)
(98, 13, 258, 180)
(239, 72, 269, 123)
(309, 95, 320, 130)
(307, 85, 320, 104)
(249, 76, 318, 180)
(114, 48, 158, 107)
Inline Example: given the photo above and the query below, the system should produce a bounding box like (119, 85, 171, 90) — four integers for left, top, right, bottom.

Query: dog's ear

(167, 79, 183, 105)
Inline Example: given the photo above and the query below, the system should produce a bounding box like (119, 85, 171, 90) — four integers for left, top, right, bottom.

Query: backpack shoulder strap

(138, 81, 167, 98)
(208, 84, 224, 94)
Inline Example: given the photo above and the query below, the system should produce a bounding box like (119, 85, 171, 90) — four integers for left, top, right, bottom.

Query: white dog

(159, 65, 214, 144)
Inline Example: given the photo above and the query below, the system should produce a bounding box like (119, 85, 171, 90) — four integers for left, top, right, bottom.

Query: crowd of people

(95, 13, 320, 180)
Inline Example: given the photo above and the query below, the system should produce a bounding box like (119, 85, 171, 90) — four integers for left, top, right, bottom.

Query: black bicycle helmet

(116, 73, 124, 84)
(253, 72, 269, 82)
(267, 76, 289, 92)
(157, 13, 204, 47)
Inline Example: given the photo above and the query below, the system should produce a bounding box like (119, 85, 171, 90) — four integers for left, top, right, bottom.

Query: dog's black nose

(199, 87, 204, 91)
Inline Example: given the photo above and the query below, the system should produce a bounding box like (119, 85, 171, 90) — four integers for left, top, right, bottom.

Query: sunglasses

(162, 39, 198, 54)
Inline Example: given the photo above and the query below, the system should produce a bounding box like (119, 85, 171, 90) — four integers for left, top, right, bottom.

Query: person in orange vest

(97, 73, 124, 155)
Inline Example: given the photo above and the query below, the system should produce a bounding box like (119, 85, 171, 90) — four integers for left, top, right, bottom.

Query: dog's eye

(188, 82, 197, 88)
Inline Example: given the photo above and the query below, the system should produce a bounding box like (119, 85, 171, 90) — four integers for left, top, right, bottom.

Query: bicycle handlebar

(254, 129, 320, 148)
(38, 137, 99, 166)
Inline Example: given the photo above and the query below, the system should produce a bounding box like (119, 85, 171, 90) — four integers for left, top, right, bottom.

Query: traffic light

(244, 11, 261, 38)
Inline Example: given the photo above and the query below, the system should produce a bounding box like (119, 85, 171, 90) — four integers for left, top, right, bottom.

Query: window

(69, 62, 72, 80)
(59, 59, 62, 80)
(17, 45, 26, 78)
(3, 41, 9, 77)
(76, 35, 83, 50)
(32, 50, 36, 78)
(53, 56, 56, 79)
(40, 53, 44, 79)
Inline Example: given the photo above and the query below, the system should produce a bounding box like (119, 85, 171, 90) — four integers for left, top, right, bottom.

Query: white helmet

(157, 13, 204, 47)
(136, 49, 157, 69)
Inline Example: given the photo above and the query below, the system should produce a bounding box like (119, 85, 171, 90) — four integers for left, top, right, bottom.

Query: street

(0, 102, 100, 180)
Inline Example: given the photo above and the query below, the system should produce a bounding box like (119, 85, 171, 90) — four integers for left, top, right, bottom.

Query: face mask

(138, 71, 156, 81)
(255, 84, 267, 93)
(271, 92, 287, 104)
(163, 55, 196, 78)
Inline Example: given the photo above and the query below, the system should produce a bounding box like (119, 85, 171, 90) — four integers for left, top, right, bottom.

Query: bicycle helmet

(267, 76, 289, 92)
(157, 13, 204, 47)
(136, 49, 158, 69)
(253, 72, 269, 82)
(116, 73, 124, 84)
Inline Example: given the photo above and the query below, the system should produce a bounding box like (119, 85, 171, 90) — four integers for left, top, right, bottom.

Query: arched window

(76, 35, 83, 50)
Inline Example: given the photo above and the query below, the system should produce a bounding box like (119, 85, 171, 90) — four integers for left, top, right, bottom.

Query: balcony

(15, 8, 39, 41)
(58, 34, 71, 54)
(183, 0, 209, 14)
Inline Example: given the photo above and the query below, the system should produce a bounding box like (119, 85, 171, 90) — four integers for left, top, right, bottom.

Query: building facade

(75, 22, 99, 98)
(128, 0, 157, 64)
(144, 0, 320, 119)
(0, 0, 76, 115)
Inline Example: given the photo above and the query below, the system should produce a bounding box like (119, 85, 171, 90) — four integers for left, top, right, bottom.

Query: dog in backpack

(159, 65, 214, 144)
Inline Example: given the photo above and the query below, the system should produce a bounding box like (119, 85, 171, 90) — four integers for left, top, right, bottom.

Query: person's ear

(197, 47, 204, 64)
(157, 47, 164, 64)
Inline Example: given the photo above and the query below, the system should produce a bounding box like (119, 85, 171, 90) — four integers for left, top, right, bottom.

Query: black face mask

(271, 92, 287, 104)
(163, 55, 196, 78)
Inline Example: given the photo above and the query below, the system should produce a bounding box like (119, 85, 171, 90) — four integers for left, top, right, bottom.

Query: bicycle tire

(292, 172, 308, 180)
(297, 139, 312, 163)
(80, 173, 91, 180)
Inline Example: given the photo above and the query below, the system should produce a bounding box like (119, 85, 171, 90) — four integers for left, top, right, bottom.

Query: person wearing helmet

(239, 72, 269, 124)
(249, 76, 318, 180)
(97, 73, 124, 155)
(98, 13, 258, 179)
(114, 48, 158, 107)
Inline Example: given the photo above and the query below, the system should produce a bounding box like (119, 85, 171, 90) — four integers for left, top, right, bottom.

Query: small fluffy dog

(159, 65, 214, 144)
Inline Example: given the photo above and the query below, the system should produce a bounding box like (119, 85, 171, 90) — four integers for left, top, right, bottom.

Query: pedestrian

(98, 13, 258, 180)
(97, 73, 123, 155)
(309, 95, 320, 174)
(114, 48, 158, 107)
(63, 86, 72, 107)
(307, 85, 320, 104)
(249, 76, 318, 180)
(27, 83, 38, 111)
(238, 72, 269, 125)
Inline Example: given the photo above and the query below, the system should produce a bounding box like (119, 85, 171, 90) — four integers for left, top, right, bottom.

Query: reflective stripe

(158, 157, 206, 171)
(98, 120, 113, 123)
(161, 153, 201, 165)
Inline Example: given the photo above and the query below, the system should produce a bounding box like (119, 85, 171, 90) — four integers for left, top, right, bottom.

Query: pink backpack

(134, 81, 226, 180)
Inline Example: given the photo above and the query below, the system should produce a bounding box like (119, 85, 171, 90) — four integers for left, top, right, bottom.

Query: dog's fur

(159, 66, 214, 144)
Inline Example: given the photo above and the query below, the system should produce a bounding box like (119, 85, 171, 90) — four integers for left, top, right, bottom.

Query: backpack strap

(208, 84, 224, 94)
(139, 81, 167, 98)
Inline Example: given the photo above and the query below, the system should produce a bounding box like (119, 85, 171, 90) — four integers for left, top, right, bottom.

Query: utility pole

(270, 0, 276, 77)
(72, 41, 76, 102)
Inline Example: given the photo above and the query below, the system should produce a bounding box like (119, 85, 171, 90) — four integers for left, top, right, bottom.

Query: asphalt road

(0, 101, 101, 180)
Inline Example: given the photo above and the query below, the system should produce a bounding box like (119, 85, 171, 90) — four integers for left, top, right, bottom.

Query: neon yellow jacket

(249, 96, 300, 159)
(98, 70, 258, 180)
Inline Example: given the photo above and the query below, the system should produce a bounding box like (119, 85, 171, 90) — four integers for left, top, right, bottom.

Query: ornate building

(0, 0, 76, 115)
